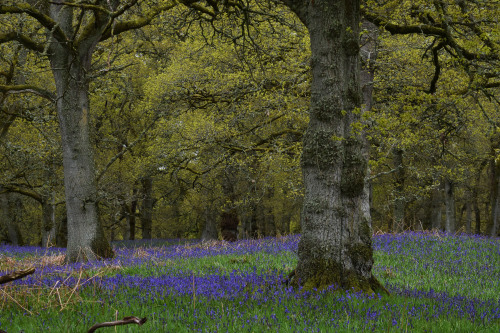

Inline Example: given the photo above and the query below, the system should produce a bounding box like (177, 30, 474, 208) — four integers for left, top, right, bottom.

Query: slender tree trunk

(489, 138, 500, 236)
(219, 167, 239, 241)
(430, 185, 442, 230)
(283, 0, 384, 293)
(444, 178, 456, 233)
(465, 200, 472, 234)
(41, 198, 57, 247)
(57, 213, 68, 247)
(491, 178, 500, 236)
(140, 177, 154, 239)
(48, 2, 112, 261)
(123, 189, 138, 240)
(264, 189, 276, 237)
(129, 194, 138, 240)
(393, 148, 405, 232)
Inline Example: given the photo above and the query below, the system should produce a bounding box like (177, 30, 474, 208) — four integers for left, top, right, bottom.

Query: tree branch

(0, 4, 68, 43)
(98, 1, 178, 42)
(48, 1, 110, 14)
(87, 316, 147, 333)
(0, 84, 56, 101)
(0, 184, 43, 203)
(362, 9, 447, 37)
(0, 32, 44, 52)
(97, 111, 162, 182)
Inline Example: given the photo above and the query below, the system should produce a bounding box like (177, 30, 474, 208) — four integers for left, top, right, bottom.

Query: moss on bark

(293, 258, 388, 295)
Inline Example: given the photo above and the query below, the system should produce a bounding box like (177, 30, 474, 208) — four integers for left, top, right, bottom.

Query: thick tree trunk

(444, 178, 456, 233)
(201, 206, 219, 241)
(48, 2, 112, 262)
(283, 0, 384, 293)
(140, 177, 154, 239)
(0, 191, 22, 245)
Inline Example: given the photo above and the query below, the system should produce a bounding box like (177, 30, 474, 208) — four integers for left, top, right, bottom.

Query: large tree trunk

(201, 206, 219, 241)
(0, 190, 22, 245)
(48, 2, 112, 262)
(283, 0, 384, 293)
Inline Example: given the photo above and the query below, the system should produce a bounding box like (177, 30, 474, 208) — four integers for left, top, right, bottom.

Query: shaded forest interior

(1, 0, 499, 247)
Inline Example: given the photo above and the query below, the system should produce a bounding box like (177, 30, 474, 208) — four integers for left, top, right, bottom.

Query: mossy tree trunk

(282, 0, 385, 293)
(48, 1, 113, 262)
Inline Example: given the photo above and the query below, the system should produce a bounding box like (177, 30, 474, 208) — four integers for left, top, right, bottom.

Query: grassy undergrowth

(0, 232, 498, 332)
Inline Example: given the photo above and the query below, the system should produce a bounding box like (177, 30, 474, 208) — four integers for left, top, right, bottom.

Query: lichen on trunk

(281, 0, 386, 294)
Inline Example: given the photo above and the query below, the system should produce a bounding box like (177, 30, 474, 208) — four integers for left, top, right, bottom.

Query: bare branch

(99, 1, 178, 42)
(97, 111, 163, 182)
(87, 316, 147, 333)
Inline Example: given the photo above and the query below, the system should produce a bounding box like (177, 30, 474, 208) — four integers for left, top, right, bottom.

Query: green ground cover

(0, 232, 498, 332)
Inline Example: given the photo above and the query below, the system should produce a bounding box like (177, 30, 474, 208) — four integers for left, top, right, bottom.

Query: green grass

(0, 233, 498, 332)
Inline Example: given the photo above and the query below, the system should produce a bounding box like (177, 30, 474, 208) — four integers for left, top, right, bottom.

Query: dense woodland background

(1, 0, 499, 247)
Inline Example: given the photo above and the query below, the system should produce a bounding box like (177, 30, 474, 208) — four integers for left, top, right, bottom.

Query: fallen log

(87, 316, 147, 333)
(0, 267, 35, 285)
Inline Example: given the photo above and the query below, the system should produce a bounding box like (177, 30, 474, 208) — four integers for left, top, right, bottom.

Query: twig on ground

(87, 316, 147, 333)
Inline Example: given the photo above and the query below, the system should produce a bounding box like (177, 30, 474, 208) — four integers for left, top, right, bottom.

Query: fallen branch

(87, 316, 147, 333)
(0, 267, 35, 285)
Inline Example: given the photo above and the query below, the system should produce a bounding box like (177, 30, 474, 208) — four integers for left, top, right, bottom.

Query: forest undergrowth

(0, 231, 498, 332)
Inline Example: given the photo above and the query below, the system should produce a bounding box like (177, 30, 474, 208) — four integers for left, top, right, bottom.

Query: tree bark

(0, 190, 22, 245)
(41, 198, 57, 247)
(140, 177, 154, 239)
(201, 206, 218, 241)
(48, 2, 112, 261)
(489, 133, 500, 236)
(392, 148, 405, 232)
(465, 200, 472, 234)
(282, 0, 385, 293)
(264, 189, 276, 237)
(122, 189, 138, 240)
(430, 185, 442, 230)
(490, 176, 500, 236)
(444, 178, 456, 233)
